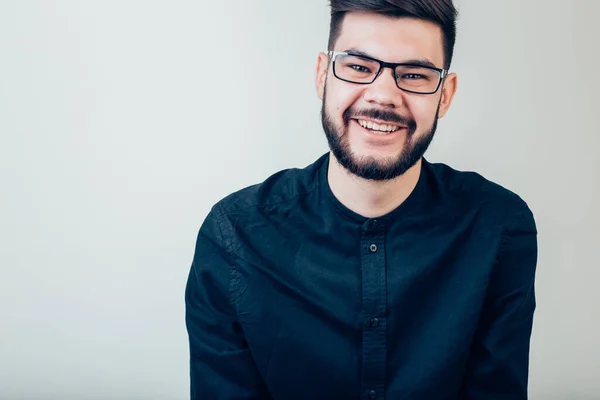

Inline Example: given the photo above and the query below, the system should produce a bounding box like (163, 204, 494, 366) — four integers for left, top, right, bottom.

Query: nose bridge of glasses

(374, 61, 400, 85)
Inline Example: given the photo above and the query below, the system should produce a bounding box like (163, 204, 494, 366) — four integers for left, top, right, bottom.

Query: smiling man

(185, 1, 538, 399)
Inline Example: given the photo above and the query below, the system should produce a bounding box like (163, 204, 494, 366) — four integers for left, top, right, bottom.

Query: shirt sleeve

(458, 203, 538, 399)
(185, 208, 271, 399)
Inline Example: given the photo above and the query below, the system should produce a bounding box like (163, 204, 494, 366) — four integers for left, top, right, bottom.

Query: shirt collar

(317, 152, 431, 225)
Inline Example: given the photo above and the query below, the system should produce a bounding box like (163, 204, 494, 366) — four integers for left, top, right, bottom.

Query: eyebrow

(342, 48, 441, 70)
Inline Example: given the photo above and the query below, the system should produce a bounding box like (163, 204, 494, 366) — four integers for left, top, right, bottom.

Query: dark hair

(328, 0, 458, 69)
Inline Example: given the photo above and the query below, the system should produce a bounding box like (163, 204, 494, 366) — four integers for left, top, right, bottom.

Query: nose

(362, 67, 404, 109)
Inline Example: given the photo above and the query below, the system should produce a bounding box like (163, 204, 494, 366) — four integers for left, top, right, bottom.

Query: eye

(349, 64, 372, 73)
(401, 73, 427, 80)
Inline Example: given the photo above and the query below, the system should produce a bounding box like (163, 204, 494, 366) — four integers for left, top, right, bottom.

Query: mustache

(343, 107, 417, 131)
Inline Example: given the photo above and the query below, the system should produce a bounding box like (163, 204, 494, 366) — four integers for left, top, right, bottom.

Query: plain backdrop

(1, 0, 599, 399)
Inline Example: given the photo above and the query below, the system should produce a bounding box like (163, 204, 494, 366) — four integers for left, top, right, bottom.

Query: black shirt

(185, 153, 538, 400)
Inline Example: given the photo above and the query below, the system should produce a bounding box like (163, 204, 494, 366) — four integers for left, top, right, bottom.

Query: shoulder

(425, 160, 536, 233)
(210, 153, 327, 219)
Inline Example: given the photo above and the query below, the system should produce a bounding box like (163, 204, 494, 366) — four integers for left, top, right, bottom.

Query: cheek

(407, 98, 439, 127)
(326, 83, 362, 119)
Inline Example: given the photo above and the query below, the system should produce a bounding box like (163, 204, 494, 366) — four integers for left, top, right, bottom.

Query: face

(316, 13, 457, 181)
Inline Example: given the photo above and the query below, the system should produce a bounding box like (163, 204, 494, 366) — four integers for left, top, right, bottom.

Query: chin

(349, 151, 401, 169)
(349, 145, 404, 163)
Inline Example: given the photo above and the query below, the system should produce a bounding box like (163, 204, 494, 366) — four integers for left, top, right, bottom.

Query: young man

(185, 1, 538, 399)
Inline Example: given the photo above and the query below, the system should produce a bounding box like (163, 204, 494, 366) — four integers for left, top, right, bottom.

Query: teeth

(357, 119, 400, 133)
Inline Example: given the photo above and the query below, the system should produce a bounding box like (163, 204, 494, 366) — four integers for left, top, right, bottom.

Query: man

(185, 0, 538, 399)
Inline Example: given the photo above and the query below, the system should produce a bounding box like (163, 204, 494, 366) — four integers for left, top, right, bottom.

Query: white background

(1, 1, 599, 399)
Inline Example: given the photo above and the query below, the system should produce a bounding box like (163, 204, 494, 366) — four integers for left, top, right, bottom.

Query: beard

(321, 86, 440, 181)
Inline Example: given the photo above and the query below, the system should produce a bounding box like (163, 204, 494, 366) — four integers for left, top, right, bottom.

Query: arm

(459, 205, 538, 399)
(185, 208, 271, 399)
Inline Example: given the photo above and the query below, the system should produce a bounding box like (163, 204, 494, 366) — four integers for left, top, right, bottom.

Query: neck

(327, 152, 422, 218)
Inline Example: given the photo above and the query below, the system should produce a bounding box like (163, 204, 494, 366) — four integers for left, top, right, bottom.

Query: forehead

(335, 12, 444, 68)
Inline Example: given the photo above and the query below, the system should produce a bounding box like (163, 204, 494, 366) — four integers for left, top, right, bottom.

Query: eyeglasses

(328, 51, 448, 95)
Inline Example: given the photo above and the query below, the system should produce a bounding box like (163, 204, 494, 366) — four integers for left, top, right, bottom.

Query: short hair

(328, 0, 458, 69)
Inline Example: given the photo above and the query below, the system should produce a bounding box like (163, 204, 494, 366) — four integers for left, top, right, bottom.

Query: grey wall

(1, 0, 598, 399)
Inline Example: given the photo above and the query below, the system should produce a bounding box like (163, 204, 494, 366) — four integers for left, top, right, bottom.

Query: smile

(355, 119, 403, 134)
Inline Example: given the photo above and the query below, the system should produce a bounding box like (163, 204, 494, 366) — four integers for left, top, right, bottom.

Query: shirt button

(369, 244, 378, 253)
(369, 390, 377, 399)
(370, 219, 378, 229)
(370, 317, 379, 327)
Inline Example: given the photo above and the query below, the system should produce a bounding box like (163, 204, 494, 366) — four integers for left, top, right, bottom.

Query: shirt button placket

(361, 218, 386, 400)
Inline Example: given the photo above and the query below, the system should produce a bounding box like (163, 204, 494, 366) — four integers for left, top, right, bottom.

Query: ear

(315, 52, 329, 101)
(437, 72, 457, 119)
